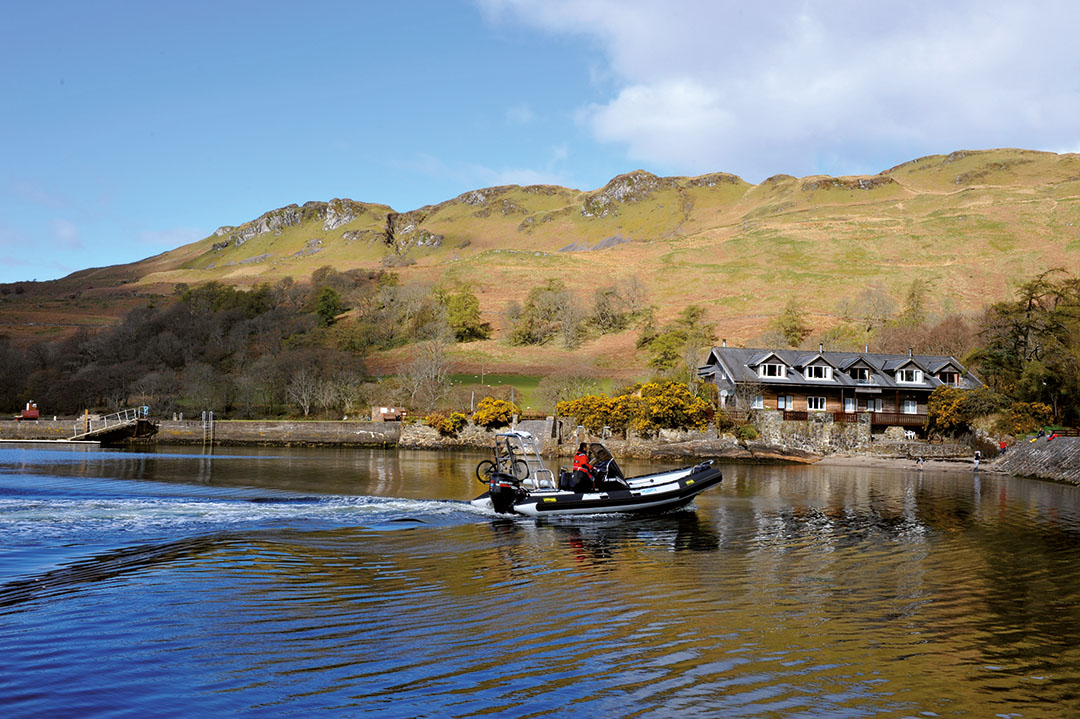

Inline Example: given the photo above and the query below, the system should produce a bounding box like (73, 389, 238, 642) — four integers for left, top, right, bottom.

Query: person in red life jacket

(571, 443, 595, 493)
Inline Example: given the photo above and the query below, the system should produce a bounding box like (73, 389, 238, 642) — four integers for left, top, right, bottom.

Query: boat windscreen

(588, 442, 624, 479)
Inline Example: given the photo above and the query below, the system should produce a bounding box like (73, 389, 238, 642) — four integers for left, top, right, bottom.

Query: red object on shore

(15, 401, 39, 421)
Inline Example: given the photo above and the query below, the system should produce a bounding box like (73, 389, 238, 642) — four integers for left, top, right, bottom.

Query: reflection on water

(2, 445, 1080, 717)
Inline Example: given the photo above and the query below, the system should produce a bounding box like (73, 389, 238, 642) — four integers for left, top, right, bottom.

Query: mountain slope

(4, 148, 1080, 369)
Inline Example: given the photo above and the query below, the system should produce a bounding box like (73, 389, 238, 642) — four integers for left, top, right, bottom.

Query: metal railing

(72, 406, 149, 438)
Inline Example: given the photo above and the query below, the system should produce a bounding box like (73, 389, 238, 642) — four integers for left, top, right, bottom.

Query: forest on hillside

(1, 266, 1078, 431)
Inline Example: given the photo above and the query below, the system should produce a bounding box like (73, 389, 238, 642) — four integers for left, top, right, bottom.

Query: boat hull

(471, 464, 722, 517)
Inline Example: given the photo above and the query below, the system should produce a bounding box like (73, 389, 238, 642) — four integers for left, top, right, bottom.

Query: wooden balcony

(780, 410, 926, 426)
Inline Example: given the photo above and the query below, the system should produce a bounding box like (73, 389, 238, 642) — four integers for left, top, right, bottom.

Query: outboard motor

(488, 474, 526, 514)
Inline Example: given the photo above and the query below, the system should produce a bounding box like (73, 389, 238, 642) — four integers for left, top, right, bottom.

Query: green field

(449, 373, 544, 413)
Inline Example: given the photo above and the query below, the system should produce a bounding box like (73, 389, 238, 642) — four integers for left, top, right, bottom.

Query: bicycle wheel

(475, 459, 497, 484)
(511, 459, 529, 480)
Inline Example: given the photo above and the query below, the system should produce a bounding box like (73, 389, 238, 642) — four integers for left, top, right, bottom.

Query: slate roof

(699, 347, 983, 394)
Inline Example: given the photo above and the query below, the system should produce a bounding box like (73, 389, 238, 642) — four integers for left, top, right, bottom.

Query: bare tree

(733, 377, 764, 420)
(286, 367, 320, 416)
(620, 275, 649, 316)
(556, 289, 586, 348)
(397, 337, 452, 411)
(858, 282, 896, 332)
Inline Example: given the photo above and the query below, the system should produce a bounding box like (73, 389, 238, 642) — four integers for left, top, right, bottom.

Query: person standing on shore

(974, 449, 981, 471)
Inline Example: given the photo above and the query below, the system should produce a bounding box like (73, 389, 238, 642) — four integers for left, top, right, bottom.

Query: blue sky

(2, 0, 1079, 284)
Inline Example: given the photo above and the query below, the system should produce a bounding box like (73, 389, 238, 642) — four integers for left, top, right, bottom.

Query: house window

(777, 395, 794, 410)
(897, 368, 922, 383)
(807, 396, 827, 411)
(939, 371, 959, 386)
(903, 399, 918, 414)
(751, 395, 764, 410)
(850, 367, 872, 384)
(865, 398, 883, 412)
(805, 365, 831, 380)
(759, 362, 786, 378)
(844, 397, 856, 413)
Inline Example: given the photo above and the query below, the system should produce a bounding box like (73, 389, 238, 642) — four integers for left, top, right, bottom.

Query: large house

(698, 344, 983, 428)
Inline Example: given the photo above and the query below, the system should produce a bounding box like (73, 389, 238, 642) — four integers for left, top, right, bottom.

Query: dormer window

(805, 365, 832, 380)
(758, 362, 786, 379)
(938, 371, 960, 386)
(896, 368, 923, 384)
(849, 367, 872, 384)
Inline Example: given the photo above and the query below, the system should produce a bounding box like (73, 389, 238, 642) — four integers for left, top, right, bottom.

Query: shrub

(736, 423, 759, 441)
(996, 401, 1054, 436)
(925, 386, 969, 436)
(558, 381, 711, 435)
(715, 409, 739, 434)
(472, 396, 519, 429)
(425, 411, 467, 436)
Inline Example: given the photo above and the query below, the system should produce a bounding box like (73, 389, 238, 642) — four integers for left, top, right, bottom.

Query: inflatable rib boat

(470, 432, 722, 517)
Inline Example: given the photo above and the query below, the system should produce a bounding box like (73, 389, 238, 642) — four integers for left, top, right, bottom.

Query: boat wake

(0, 472, 490, 605)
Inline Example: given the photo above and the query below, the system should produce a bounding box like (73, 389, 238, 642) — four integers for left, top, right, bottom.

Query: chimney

(864, 344, 869, 353)
(722, 338, 726, 347)
(819, 342, 823, 353)
(909, 347, 913, 358)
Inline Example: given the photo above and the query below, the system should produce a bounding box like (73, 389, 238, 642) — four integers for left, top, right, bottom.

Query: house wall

(763, 390, 926, 416)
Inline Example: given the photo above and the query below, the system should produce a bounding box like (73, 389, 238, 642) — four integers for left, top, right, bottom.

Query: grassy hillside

(4, 148, 1080, 377)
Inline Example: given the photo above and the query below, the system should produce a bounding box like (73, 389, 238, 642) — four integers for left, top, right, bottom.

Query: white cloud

(482, 0, 1080, 179)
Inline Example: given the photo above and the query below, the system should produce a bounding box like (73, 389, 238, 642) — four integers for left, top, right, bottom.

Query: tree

(647, 332, 685, 371)
(769, 298, 811, 348)
(441, 286, 491, 342)
(314, 287, 344, 327)
(286, 367, 320, 416)
(397, 337, 451, 411)
(857, 282, 896, 332)
(898, 278, 930, 328)
(509, 279, 581, 347)
(592, 286, 631, 334)
(975, 269, 1080, 423)
(643, 305, 717, 388)
(620, 275, 649, 317)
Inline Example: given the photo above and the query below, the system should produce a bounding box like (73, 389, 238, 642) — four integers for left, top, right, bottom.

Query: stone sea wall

(993, 436, 1080, 485)
(155, 420, 400, 447)
(0, 419, 76, 440)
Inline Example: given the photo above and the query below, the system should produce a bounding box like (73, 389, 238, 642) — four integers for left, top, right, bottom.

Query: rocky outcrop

(581, 170, 676, 218)
(291, 239, 323, 258)
(685, 172, 744, 188)
(210, 198, 378, 252)
(384, 210, 442, 253)
(801, 175, 898, 192)
(323, 198, 369, 231)
(215, 204, 309, 249)
(342, 229, 383, 245)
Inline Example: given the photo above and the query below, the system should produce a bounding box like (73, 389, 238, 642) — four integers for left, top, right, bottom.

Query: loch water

(2, 444, 1080, 718)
